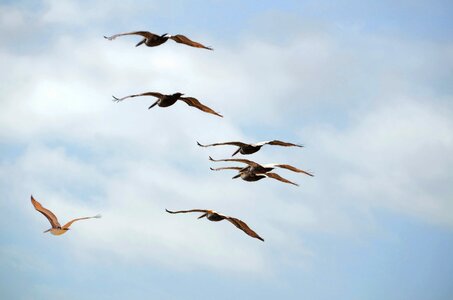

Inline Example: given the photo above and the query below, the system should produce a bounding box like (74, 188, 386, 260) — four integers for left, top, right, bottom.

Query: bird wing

(225, 217, 264, 241)
(264, 172, 299, 186)
(112, 92, 164, 102)
(165, 209, 208, 214)
(210, 166, 243, 171)
(179, 97, 223, 117)
(265, 164, 314, 176)
(104, 31, 158, 41)
(209, 156, 260, 167)
(62, 214, 101, 229)
(197, 141, 248, 147)
(254, 140, 303, 147)
(31, 195, 61, 228)
(169, 34, 213, 50)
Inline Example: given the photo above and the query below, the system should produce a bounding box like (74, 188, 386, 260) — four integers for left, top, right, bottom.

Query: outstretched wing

(225, 217, 264, 241)
(210, 166, 243, 171)
(112, 92, 164, 102)
(265, 164, 314, 176)
(169, 34, 213, 50)
(31, 196, 61, 228)
(254, 140, 303, 147)
(265, 172, 299, 186)
(209, 156, 260, 167)
(62, 214, 101, 229)
(165, 209, 208, 214)
(179, 97, 223, 117)
(197, 141, 248, 147)
(104, 31, 158, 41)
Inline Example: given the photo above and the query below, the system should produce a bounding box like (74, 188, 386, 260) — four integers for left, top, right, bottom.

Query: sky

(0, 0, 452, 299)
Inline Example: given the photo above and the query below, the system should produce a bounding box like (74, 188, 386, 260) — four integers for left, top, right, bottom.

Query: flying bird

(210, 166, 299, 186)
(166, 209, 264, 241)
(104, 31, 213, 50)
(31, 195, 101, 236)
(209, 156, 314, 177)
(197, 140, 303, 156)
(112, 92, 223, 117)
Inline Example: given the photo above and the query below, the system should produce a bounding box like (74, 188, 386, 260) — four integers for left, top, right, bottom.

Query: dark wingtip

(208, 156, 214, 161)
(112, 95, 119, 102)
(165, 209, 173, 214)
(103, 35, 108, 39)
(197, 141, 203, 147)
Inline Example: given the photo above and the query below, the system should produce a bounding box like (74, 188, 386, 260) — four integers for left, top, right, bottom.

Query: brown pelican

(112, 92, 223, 117)
(209, 156, 314, 177)
(209, 166, 299, 186)
(165, 209, 264, 241)
(104, 31, 213, 50)
(197, 140, 303, 156)
(31, 195, 101, 236)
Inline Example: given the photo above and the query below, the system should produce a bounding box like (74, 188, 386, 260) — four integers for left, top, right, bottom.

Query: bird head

(161, 33, 169, 37)
(173, 92, 184, 98)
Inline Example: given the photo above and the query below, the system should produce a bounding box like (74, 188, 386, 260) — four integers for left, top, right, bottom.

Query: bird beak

(198, 213, 207, 219)
(135, 38, 146, 47)
(232, 174, 241, 179)
(43, 229, 51, 233)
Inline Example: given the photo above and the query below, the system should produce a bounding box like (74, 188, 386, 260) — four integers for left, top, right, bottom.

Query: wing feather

(179, 97, 223, 117)
(31, 195, 61, 228)
(209, 166, 243, 171)
(104, 31, 158, 41)
(267, 164, 314, 176)
(112, 92, 164, 102)
(62, 214, 101, 229)
(265, 172, 299, 186)
(254, 140, 303, 147)
(225, 217, 264, 241)
(165, 209, 208, 214)
(197, 141, 248, 147)
(209, 156, 260, 167)
(169, 34, 213, 50)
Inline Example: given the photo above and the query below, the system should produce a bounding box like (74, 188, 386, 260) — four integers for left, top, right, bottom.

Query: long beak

(43, 229, 51, 233)
(198, 213, 207, 219)
(136, 38, 146, 47)
(148, 100, 159, 109)
(231, 147, 241, 157)
(232, 173, 241, 179)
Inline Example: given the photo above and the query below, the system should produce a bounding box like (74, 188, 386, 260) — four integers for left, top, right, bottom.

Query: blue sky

(1, 1, 452, 299)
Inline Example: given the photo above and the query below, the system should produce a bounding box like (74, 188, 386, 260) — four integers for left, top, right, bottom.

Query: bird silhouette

(166, 209, 264, 241)
(198, 140, 303, 156)
(113, 92, 223, 117)
(31, 195, 101, 236)
(104, 31, 212, 50)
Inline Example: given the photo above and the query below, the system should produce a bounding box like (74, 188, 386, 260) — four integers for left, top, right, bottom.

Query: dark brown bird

(210, 166, 299, 186)
(209, 156, 314, 177)
(165, 209, 264, 241)
(31, 195, 101, 236)
(112, 92, 223, 117)
(197, 140, 303, 156)
(104, 31, 213, 50)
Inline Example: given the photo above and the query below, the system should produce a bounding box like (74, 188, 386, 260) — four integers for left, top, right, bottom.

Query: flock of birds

(31, 30, 313, 242)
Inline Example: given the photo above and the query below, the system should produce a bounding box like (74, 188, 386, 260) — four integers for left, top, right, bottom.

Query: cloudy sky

(1, 0, 452, 299)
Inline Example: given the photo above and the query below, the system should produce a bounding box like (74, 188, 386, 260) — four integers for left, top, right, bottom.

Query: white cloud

(0, 7, 452, 277)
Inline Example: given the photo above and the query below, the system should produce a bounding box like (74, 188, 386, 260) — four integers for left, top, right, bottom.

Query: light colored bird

(209, 156, 314, 177)
(165, 209, 264, 241)
(197, 140, 303, 156)
(104, 31, 213, 50)
(31, 195, 101, 236)
(210, 166, 299, 186)
(112, 92, 223, 117)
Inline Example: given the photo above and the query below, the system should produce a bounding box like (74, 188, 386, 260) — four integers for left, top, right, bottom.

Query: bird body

(197, 140, 303, 156)
(113, 92, 223, 117)
(104, 31, 213, 50)
(31, 195, 101, 236)
(165, 209, 264, 241)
